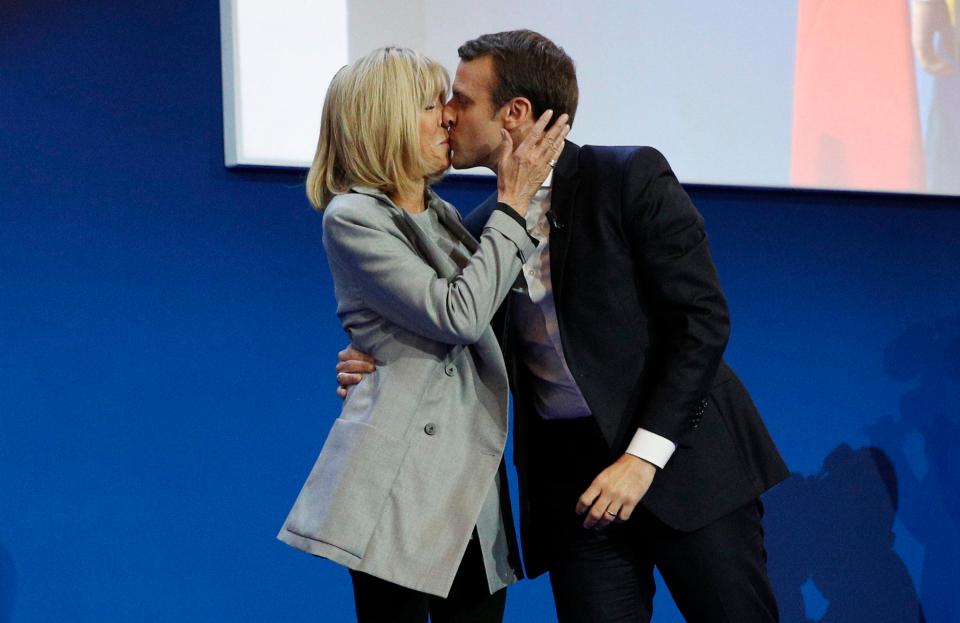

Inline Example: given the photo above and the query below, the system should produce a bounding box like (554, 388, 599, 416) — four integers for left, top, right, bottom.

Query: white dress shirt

(510, 172, 676, 469)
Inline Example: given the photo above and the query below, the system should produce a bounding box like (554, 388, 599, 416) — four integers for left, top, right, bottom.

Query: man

(338, 30, 788, 622)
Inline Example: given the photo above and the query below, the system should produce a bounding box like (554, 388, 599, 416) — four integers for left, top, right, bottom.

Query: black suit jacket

(464, 142, 788, 578)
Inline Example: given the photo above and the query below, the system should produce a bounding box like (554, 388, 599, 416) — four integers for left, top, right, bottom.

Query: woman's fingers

(496, 111, 570, 212)
(547, 122, 571, 162)
(540, 113, 570, 149)
(498, 128, 514, 160)
(529, 108, 555, 140)
(513, 109, 554, 155)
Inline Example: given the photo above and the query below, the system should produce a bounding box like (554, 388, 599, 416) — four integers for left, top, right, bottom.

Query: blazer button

(444, 364, 456, 376)
(424, 423, 437, 435)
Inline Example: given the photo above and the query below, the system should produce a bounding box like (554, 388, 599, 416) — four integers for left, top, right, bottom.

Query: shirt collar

(541, 170, 554, 189)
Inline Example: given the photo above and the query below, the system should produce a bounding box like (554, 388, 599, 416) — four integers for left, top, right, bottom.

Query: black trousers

(349, 537, 506, 623)
(532, 417, 779, 623)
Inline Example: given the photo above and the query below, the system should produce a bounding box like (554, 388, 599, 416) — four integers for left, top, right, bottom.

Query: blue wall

(2, 2, 959, 621)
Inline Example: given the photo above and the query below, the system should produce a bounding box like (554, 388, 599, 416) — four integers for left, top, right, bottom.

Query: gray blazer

(277, 186, 534, 597)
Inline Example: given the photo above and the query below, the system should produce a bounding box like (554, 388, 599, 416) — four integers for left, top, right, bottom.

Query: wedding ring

(548, 159, 558, 168)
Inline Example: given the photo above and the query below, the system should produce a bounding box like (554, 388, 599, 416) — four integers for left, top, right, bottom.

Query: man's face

(443, 56, 505, 171)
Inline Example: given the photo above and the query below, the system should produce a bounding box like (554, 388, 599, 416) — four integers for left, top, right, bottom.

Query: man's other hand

(335, 345, 376, 398)
(576, 454, 657, 529)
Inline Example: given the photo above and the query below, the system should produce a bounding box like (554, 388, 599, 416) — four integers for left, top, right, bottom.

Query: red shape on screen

(792, 0, 925, 192)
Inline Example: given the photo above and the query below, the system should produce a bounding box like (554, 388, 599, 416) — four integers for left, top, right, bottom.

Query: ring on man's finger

(548, 159, 558, 168)
(605, 510, 618, 517)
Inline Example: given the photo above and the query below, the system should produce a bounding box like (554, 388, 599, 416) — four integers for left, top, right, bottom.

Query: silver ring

(336, 372, 344, 384)
(548, 159, 558, 168)
(605, 510, 618, 517)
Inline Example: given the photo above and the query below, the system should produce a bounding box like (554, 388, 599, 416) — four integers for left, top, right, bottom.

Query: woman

(277, 47, 569, 622)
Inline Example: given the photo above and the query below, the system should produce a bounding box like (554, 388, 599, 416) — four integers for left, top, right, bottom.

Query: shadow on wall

(0, 540, 15, 623)
(765, 445, 924, 623)
(867, 315, 960, 623)
(765, 313, 960, 622)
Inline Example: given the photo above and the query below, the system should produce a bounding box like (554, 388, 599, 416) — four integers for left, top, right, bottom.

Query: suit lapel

(548, 141, 580, 307)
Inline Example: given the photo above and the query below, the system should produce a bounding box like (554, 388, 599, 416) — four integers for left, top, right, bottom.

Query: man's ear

(501, 97, 533, 130)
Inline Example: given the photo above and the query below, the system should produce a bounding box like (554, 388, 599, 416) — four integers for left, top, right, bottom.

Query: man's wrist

(625, 428, 677, 469)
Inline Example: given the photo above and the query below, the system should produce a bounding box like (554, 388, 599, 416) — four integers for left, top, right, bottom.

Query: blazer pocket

(284, 418, 408, 558)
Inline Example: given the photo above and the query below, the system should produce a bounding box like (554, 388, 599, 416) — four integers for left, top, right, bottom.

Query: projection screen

(220, 0, 960, 195)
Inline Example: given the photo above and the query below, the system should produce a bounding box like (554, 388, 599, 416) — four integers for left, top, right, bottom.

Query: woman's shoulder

(325, 190, 381, 212)
(324, 190, 394, 226)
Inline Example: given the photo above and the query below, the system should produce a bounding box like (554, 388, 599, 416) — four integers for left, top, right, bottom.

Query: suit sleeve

(322, 201, 535, 345)
(624, 148, 730, 442)
(463, 193, 499, 240)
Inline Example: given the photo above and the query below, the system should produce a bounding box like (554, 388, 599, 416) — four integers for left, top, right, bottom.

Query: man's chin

(450, 157, 486, 172)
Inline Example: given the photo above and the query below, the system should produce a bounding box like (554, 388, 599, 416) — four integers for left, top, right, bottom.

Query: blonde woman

(277, 47, 569, 622)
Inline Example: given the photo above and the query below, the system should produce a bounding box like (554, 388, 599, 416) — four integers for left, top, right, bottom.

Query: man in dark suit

(338, 30, 788, 622)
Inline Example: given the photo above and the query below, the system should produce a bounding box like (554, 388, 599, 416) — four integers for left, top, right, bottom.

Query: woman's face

(419, 96, 451, 176)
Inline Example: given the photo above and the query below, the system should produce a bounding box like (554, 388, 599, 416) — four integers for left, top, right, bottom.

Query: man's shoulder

(580, 145, 671, 173)
(462, 192, 499, 237)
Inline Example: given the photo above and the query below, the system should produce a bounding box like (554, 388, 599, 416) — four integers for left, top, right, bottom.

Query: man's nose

(442, 105, 455, 129)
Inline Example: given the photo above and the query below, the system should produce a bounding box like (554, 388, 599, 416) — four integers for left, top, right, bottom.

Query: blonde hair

(306, 47, 450, 210)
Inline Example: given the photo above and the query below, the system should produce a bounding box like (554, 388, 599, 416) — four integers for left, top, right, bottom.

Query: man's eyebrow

(452, 88, 472, 104)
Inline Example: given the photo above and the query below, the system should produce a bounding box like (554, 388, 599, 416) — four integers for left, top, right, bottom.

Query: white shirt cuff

(625, 428, 677, 469)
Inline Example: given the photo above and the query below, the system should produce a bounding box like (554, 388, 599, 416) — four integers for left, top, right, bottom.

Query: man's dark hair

(458, 30, 578, 126)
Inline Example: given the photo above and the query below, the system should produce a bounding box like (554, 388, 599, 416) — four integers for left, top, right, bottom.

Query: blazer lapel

(547, 141, 580, 306)
(350, 186, 460, 279)
(430, 191, 481, 255)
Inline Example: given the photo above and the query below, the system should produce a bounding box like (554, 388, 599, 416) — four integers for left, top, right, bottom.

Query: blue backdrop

(2, 2, 959, 621)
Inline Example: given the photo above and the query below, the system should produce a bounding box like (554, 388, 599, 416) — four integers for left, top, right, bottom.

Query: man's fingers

(336, 359, 375, 374)
(336, 371, 363, 386)
(594, 504, 622, 529)
(616, 501, 637, 523)
(338, 345, 375, 364)
(575, 483, 601, 515)
(583, 495, 613, 528)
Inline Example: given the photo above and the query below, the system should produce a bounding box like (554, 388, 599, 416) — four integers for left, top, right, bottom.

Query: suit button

(424, 423, 437, 435)
(444, 364, 456, 376)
